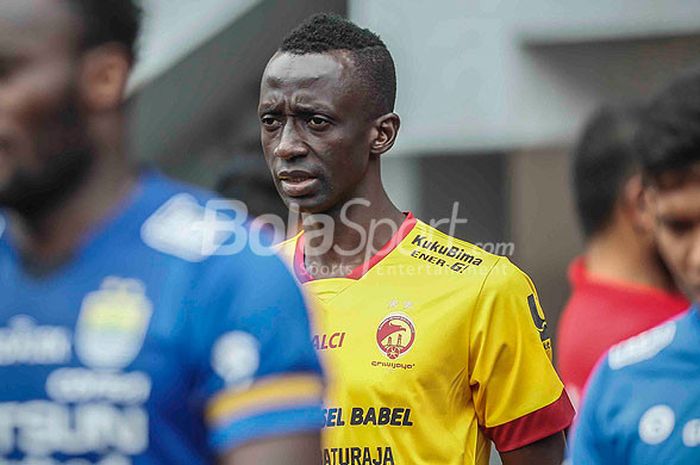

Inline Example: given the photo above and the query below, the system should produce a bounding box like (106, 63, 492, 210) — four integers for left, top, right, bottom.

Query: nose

(273, 119, 308, 160)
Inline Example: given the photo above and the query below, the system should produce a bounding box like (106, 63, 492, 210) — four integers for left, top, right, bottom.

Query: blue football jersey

(571, 307, 700, 465)
(0, 171, 323, 465)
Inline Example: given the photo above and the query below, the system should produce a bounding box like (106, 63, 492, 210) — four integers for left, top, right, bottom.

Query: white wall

(128, 0, 260, 92)
(350, 0, 700, 155)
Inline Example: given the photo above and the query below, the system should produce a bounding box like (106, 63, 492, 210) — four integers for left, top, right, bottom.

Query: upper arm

(192, 253, 324, 456)
(469, 259, 575, 452)
(569, 358, 613, 465)
(219, 431, 320, 465)
(499, 431, 566, 465)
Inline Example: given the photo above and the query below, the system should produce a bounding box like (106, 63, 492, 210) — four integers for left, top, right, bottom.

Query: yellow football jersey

(277, 213, 574, 465)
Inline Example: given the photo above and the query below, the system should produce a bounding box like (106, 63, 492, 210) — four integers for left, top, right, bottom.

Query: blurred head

(0, 0, 141, 216)
(638, 71, 700, 301)
(259, 13, 399, 214)
(215, 158, 287, 220)
(573, 105, 650, 242)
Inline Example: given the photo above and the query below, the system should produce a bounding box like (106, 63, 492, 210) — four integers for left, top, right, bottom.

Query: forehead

(0, 0, 78, 53)
(653, 181, 700, 218)
(260, 51, 359, 103)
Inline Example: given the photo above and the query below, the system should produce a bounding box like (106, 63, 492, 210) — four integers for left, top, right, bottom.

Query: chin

(282, 195, 327, 215)
(292, 201, 325, 215)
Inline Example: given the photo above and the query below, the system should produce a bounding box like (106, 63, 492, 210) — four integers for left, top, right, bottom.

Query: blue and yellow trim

(206, 373, 324, 450)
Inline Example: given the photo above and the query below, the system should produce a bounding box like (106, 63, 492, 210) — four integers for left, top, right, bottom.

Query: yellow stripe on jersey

(206, 374, 323, 426)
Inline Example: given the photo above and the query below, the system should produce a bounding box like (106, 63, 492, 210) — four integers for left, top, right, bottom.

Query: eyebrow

(290, 102, 335, 114)
(258, 101, 336, 117)
(258, 100, 281, 113)
(265, 74, 323, 88)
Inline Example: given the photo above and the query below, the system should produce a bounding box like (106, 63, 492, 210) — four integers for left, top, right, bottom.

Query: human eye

(260, 114, 282, 131)
(664, 219, 695, 236)
(307, 115, 331, 131)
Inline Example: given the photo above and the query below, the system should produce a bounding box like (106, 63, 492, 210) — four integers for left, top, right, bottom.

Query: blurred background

(126, 0, 700, 354)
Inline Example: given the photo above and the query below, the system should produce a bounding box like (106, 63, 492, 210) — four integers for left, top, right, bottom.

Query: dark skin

(0, 1, 320, 463)
(259, 50, 567, 464)
(0, 0, 136, 266)
(259, 51, 405, 278)
(499, 432, 566, 465)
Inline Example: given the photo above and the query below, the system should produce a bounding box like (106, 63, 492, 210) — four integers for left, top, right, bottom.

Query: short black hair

(64, 0, 143, 63)
(572, 105, 645, 239)
(279, 13, 396, 117)
(637, 70, 700, 187)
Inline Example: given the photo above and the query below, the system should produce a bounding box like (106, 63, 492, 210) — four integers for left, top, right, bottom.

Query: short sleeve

(469, 258, 574, 452)
(570, 357, 613, 465)
(194, 252, 323, 453)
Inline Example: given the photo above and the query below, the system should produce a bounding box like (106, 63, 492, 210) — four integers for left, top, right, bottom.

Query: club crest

(75, 277, 153, 370)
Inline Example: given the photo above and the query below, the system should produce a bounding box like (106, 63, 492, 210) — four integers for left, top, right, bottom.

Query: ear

(369, 113, 401, 156)
(623, 173, 654, 234)
(77, 44, 132, 112)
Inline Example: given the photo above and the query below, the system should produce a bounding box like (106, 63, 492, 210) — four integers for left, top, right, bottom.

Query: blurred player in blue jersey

(571, 72, 700, 464)
(0, 1, 323, 464)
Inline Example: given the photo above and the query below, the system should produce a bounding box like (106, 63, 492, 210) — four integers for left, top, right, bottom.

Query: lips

(277, 169, 320, 197)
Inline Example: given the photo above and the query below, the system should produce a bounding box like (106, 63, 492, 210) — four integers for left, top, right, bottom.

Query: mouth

(277, 170, 320, 197)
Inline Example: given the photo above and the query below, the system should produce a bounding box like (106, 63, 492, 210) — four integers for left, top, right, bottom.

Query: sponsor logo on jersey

(639, 404, 675, 445)
(75, 277, 153, 370)
(313, 332, 346, 350)
(376, 313, 415, 360)
(211, 331, 260, 389)
(410, 235, 483, 266)
(0, 400, 148, 457)
(683, 419, 700, 447)
(322, 446, 394, 465)
(141, 193, 236, 262)
(527, 293, 552, 352)
(0, 315, 71, 366)
(323, 406, 413, 428)
(609, 321, 677, 370)
(46, 368, 152, 404)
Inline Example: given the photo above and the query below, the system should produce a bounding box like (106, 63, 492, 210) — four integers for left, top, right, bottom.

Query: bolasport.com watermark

(186, 197, 515, 261)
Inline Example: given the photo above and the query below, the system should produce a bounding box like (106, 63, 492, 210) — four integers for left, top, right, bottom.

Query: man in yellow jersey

(258, 13, 574, 465)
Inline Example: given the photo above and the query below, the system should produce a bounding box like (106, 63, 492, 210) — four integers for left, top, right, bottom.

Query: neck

(302, 170, 404, 279)
(9, 137, 135, 269)
(585, 229, 676, 293)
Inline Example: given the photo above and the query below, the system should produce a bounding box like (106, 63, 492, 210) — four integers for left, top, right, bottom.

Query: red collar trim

(293, 212, 417, 283)
(569, 256, 688, 300)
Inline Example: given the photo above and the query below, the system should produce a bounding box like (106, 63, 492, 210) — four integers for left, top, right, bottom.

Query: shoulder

(469, 252, 537, 305)
(581, 310, 696, 430)
(483, 256, 533, 289)
(137, 174, 297, 293)
(407, 220, 502, 274)
(404, 220, 535, 300)
(139, 172, 253, 265)
(606, 311, 689, 372)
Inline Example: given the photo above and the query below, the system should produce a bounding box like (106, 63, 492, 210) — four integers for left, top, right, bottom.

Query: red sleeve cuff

(484, 389, 575, 452)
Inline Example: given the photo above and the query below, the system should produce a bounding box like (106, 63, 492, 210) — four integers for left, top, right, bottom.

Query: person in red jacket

(556, 105, 689, 409)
